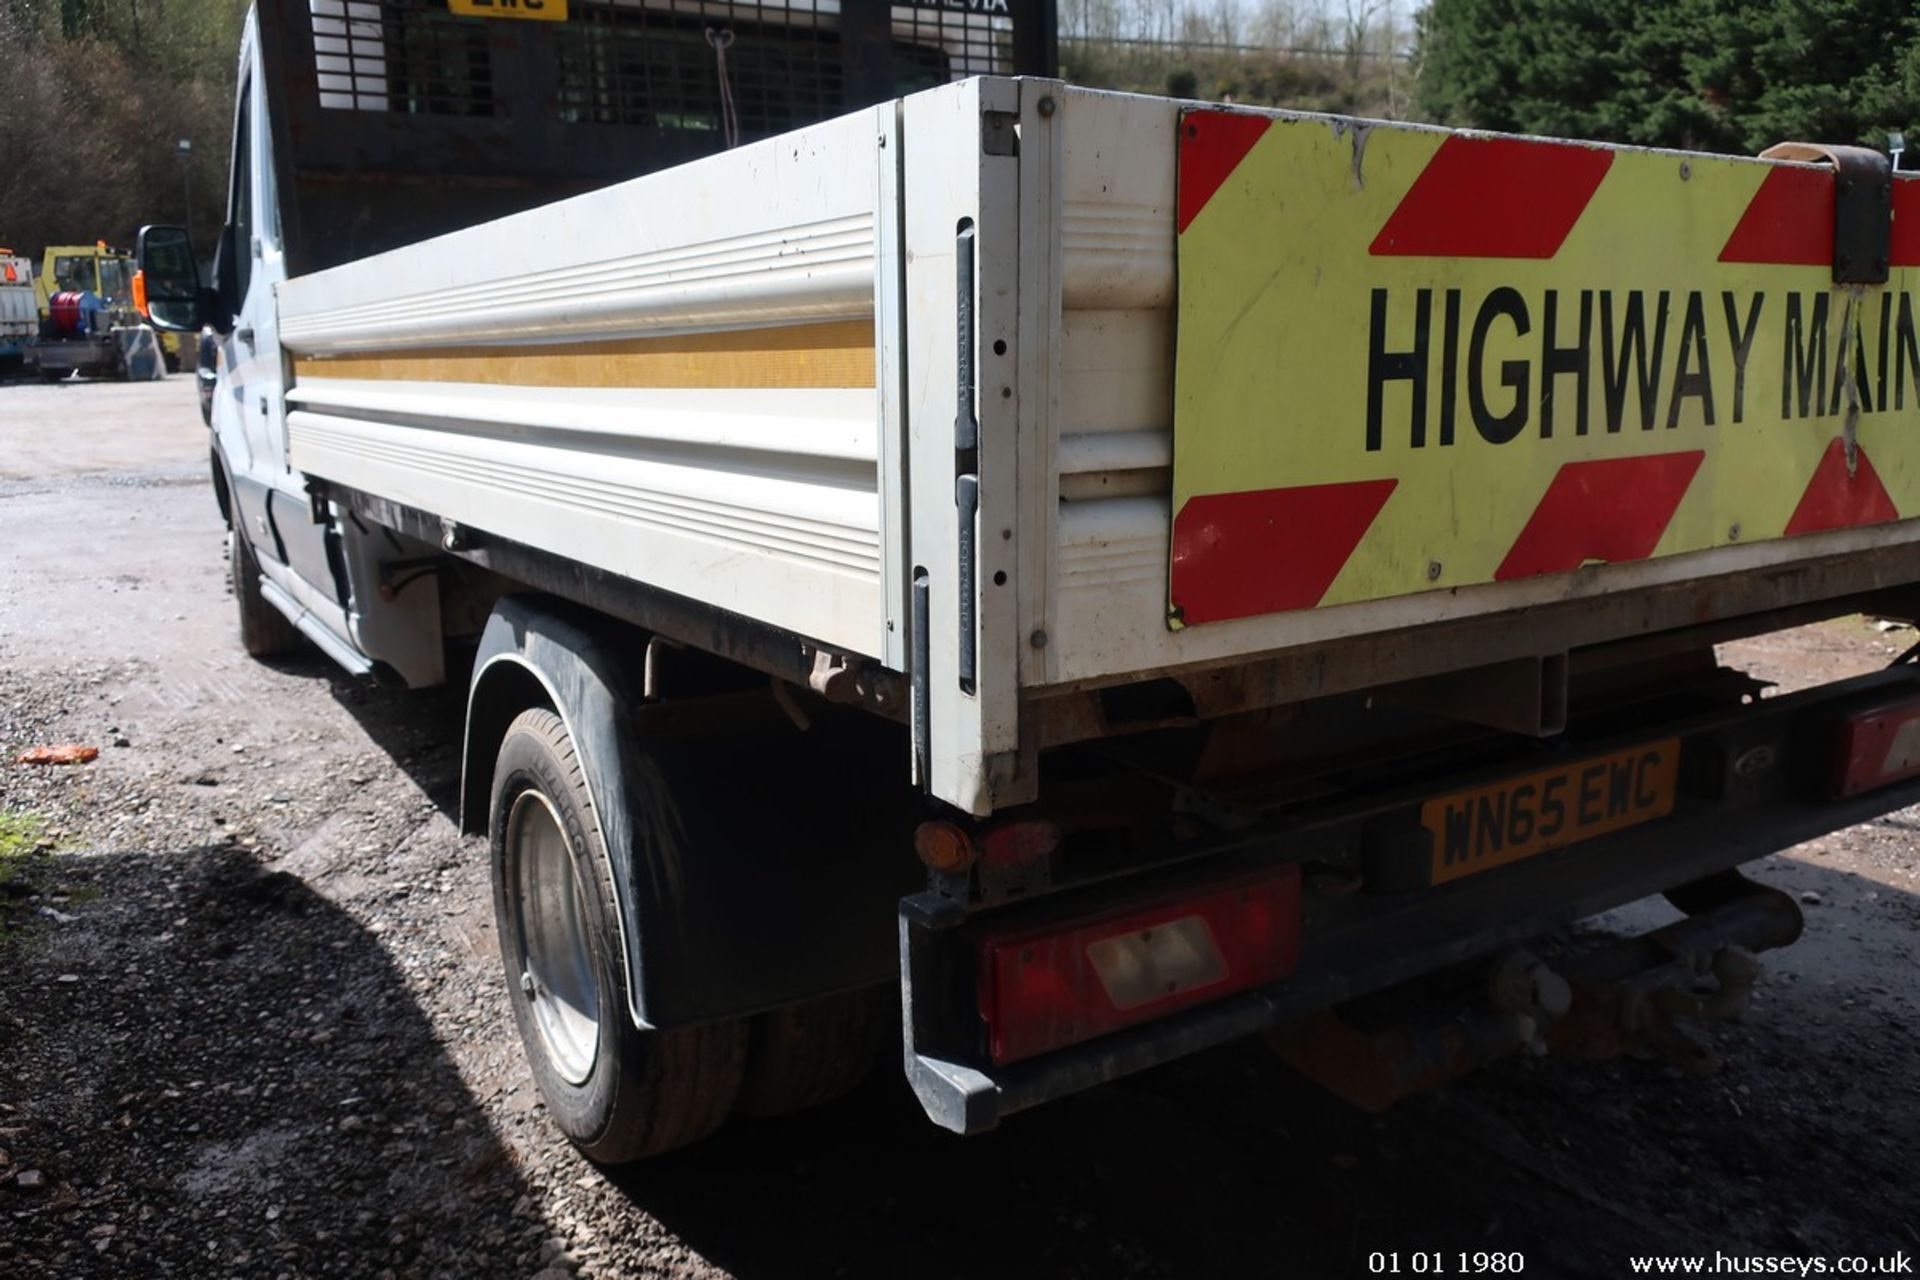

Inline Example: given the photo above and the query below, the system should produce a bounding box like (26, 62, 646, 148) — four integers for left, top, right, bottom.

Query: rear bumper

(899, 665, 1920, 1135)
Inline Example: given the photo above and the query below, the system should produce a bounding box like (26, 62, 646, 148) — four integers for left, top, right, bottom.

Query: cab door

(217, 12, 341, 615)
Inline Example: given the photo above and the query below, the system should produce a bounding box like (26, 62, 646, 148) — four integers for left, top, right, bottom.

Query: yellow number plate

(1422, 740, 1680, 884)
(448, 0, 567, 20)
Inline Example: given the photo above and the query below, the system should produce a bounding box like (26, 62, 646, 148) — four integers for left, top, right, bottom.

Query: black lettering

(1782, 291, 1830, 418)
(1635, 751, 1663, 808)
(1843, 299, 1873, 416)
(1508, 782, 1537, 844)
(1442, 802, 1471, 867)
(1607, 759, 1633, 818)
(1475, 792, 1507, 857)
(1600, 290, 1669, 431)
(1668, 290, 1715, 428)
(1367, 288, 1431, 450)
(1538, 776, 1567, 839)
(1440, 289, 1461, 447)
(1469, 287, 1531, 444)
(1578, 764, 1605, 825)
(1877, 292, 1892, 413)
(1830, 302, 1875, 416)
(1540, 289, 1592, 438)
(1722, 292, 1763, 425)
(1899, 294, 1920, 412)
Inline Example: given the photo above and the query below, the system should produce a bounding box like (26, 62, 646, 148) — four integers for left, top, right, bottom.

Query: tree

(1415, 0, 1920, 154)
(0, 0, 248, 258)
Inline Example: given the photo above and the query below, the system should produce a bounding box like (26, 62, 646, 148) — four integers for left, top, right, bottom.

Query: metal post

(175, 139, 194, 240)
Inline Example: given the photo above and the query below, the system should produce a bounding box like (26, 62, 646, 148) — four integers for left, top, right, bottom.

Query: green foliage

(0, 809, 49, 939)
(0, 0, 248, 259)
(0, 808, 47, 868)
(1065, 41, 1403, 117)
(1416, 0, 1920, 153)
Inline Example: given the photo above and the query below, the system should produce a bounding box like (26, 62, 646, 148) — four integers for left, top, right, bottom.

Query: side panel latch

(1761, 141, 1892, 284)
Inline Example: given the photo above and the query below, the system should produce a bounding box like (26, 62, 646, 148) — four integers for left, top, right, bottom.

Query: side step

(258, 575, 373, 677)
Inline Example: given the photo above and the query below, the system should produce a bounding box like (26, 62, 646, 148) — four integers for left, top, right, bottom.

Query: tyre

(491, 708, 747, 1162)
(735, 986, 891, 1118)
(228, 526, 301, 658)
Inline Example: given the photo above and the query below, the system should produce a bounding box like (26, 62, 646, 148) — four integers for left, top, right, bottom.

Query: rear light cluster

(1831, 690, 1920, 797)
(974, 866, 1301, 1065)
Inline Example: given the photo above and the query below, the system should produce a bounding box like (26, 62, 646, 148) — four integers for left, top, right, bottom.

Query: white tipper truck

(137, 0, 1920, 1158)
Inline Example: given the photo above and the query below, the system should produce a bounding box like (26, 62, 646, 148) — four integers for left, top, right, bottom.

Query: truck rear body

(278, 81, 1920, 806)
(164, 2, 1920, 1144)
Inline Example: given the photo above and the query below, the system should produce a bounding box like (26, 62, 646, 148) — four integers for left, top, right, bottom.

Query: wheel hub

(507, 789, 601, 1085)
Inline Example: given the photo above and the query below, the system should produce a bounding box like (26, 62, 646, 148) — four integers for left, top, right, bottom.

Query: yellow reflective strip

(291, 319, 876, 389)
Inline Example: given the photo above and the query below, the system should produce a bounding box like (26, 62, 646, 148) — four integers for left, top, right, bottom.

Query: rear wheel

(228, 526, 301, 658)
(491, 708, 747, 1162)
(735, 987, 891, 1118)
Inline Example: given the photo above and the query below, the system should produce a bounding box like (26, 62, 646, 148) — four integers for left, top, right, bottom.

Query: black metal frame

(256, 0, 1058, 275)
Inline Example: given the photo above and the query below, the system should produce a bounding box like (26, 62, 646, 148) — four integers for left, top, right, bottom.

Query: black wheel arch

(461, 595, 917, 1034)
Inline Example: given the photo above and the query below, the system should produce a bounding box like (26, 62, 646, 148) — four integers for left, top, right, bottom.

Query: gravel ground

(1, 377, 1915, 1278)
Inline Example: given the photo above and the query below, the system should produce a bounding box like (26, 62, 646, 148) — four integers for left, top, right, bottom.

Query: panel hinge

(1761, 141, 1892, 285)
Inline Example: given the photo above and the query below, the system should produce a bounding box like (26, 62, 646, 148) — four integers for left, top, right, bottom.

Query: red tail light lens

(1831, 691, 1920, 797)
(975, 866, 1301, 1065)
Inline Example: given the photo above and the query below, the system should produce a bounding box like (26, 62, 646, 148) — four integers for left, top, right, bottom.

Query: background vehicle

(0, 250, 32, 362)
(140, 0, 1920, 1160)
(25, 242, 172, 380)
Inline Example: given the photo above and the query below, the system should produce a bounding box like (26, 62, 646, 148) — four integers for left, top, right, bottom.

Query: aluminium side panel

(276, 108, 898, 661)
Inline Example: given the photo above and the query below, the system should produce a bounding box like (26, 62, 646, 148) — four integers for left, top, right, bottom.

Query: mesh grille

(555, 1, 846, 137)
(312, 0, 495, 115)
(888, 4, 1011, 85)
(309, 0, 1022, 132)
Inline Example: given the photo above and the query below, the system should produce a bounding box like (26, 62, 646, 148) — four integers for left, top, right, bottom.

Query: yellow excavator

(25, 241, 180, 380)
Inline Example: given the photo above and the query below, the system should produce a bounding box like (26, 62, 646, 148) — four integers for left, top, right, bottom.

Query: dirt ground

(1, 376, 1915, 1279)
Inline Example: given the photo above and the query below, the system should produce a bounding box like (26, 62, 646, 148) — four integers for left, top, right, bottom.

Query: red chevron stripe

(1495, 452, 1704, 582)
(1369, 135, 1613, 259)
(1177, 111, 1274, 235)
(1718, 166, 1832, 265)
(1172, 479, 1398, 624)
(1785, 438, 1899, 535)
(1894, 178, 1920, 268)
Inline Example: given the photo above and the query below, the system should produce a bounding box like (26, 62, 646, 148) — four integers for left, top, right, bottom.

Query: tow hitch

(1271, 871, 1804, 1110)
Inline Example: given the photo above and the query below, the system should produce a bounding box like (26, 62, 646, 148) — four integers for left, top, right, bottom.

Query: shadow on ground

(176, 665, 1920, 1280)
(0, 841, 528, 1279)
(322, 666, 469, 823)
(610, 857, 1918, 1280)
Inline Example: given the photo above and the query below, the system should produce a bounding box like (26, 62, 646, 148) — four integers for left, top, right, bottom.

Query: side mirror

(135, 224, 208, 332)
(208, 222, 241, 336)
